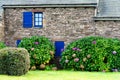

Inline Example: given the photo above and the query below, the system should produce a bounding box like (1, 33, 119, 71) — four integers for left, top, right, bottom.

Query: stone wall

(4, 7, 120, 46)
(95, 21, 120, 38)
(0, 12, 4, 42)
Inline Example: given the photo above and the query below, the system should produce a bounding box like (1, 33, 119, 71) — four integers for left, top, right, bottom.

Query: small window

(34, 12, 43, 28)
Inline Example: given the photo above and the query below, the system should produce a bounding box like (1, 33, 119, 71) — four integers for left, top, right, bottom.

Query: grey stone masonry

(4, 8, 95, 46)
(0, 19, 4, 42)
(3, 7, 120, 47)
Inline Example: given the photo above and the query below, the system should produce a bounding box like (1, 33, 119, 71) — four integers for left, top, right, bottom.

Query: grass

(0, 70, 120, 80)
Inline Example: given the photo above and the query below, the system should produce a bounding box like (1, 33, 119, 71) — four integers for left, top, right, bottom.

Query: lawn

(0, 70, 120, 80)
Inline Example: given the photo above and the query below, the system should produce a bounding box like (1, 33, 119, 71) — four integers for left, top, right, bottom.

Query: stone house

(0, 0, 120, 49)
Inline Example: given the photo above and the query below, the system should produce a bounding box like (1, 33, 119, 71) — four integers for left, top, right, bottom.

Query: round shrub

(0, 47, 30, 76)
(0, 50, 7, 74)
(18, 36, 55, 70)
(0, 42, 6, 74)
(60, 36, 120, 72)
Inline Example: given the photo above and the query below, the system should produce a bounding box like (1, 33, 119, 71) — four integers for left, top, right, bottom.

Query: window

(23, 12, 43, 28)
(34, 12, 43, 28)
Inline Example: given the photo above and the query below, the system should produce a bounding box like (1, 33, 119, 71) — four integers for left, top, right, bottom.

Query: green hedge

(18, 36, 55, 70)
(60, 36, 120, 72)
(0, 42, 6, 74)
(0, 47, 30, 76)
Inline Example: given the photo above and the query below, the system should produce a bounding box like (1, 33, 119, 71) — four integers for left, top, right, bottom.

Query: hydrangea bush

(60, 36, 120, 72)
(18, 36, 55, 70)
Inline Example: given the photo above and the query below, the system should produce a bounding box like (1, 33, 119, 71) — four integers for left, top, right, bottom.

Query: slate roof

(94, 0, 120, 20)
(0, 0, 97, 5)
(0, 0, 97, 15)
(1, 0, 120, 20)
(1, 0, 97, 8)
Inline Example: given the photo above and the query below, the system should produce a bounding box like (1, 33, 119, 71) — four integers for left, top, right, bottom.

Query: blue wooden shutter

(16, 40, 21, 47)
(55, 41, 64, 57)
(23, 12, 33, 28)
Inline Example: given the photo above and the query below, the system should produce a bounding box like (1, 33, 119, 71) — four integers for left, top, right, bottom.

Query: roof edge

(93, 16, 120, 21)
(2, 3, 97, 8)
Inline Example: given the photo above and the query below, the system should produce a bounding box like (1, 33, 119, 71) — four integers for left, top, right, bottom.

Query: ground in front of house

(0, 70, 120, 80)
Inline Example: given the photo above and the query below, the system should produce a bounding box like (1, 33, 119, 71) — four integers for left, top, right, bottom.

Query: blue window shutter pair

(23, 12, 43, 28)
(23, 12, 33, 28)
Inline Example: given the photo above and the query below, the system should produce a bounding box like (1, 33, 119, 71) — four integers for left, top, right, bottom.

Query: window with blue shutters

(23, 12, 43, 28)
(34, 12, 43, 28)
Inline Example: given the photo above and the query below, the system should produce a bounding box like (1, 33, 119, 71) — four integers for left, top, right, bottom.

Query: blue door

(55, 41, 64, 57)
(16, 40, 21, 47)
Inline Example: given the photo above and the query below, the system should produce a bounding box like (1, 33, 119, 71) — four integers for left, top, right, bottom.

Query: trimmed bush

(60, 36, 120, 72)
(0, 42, 6, 74)
(18, 36, 55, 70)
(0, 47, 30, 76)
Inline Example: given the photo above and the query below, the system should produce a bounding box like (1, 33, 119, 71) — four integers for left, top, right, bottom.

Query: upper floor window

(34, 12, 43, 28)
(23, 12, 43, 28)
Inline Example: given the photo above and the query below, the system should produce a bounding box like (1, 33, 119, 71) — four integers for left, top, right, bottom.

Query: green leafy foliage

(45, 64, 57, 71)
(0, 47, 30, 76)
(18, 36, 55, 70)
(0, 42, 6, 74)
(60, 36, 120, 72)
(0, 42, 6, 49)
